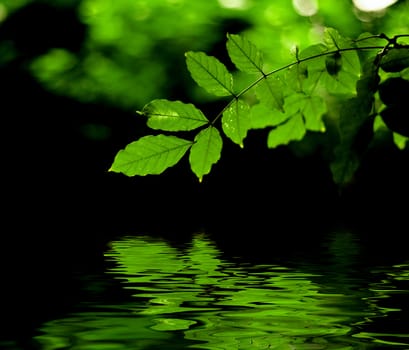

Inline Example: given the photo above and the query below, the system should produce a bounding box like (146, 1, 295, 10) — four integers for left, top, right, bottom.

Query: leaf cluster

(110, 28, 409, 185)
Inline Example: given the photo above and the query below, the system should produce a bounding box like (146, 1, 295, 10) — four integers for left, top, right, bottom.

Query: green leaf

(141, 99, 209, 131)
(301, 70, 325, 94)
(338, 98, 372, 144)
(380, 47, 409, 72)
(339, 49, 361, 77)
(250, 103, 290, 129)
(284, 65, 307, 94)
(222, 99, 251, 147)
(393, 133, 408, 150)
(323, 27, 352, 50)
(323, 50, 361, 96)
(330, 97, 373, 185)
(110, 135, 193, 176)
(226, 33, 264, 74)
(292, 44, 328, 94)
(355, 32, 386, 49)
(286, 45, 327, 95)
(321, 28, 361, 95)
(325, 52, 342, 77)
(185, 51, 234, 97)
(267, 114, 306, 148)
(302, 96, 327, 132)
(255, 76, 284, 111)
(189, 126, 222, 182)
(299, 44, 327, 72)
(291, 45, 327, 94)
(356, 56, 380, 98)
(284, 93, 326, 132)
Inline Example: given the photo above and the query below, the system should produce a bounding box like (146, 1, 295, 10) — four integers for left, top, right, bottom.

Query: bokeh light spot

(292, 0, 318, 17)
(353, 0, 398, 12)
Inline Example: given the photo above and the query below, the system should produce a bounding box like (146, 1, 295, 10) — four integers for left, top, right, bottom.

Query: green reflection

(354, 262, 409, 347)
(35, 311, 172, 350)
(33, 234, 409, 350)
(105, 234, 357, 349)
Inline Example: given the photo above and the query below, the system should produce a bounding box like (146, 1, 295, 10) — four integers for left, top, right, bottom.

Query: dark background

(0, 1, 408, 345)
(1, 0, 408, 264)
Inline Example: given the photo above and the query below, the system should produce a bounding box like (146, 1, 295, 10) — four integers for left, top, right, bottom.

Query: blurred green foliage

(1, 0, 408, 111)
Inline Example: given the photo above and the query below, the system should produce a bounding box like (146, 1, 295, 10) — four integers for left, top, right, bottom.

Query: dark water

(2, 229, 407, 350)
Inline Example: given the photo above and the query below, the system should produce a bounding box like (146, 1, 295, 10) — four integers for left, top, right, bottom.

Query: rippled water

(4, 231, 408, 350)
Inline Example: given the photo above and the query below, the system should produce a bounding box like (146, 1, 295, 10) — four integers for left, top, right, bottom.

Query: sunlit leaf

(226, 33, 264, 74)
(255, 76, 284, 111)
(393, 133, 408, 150)
(284, 93, 326, 132)
(401, 67, 409, 80)
(320, 28, 362, 95)
(288, 46, 326, 97)
(284, 65, 306, 93)
(299, 44, 327, 72)
(189, 126, 222, 182)
(222, 99, 251, 147)
(323, 49, 361, 96)
(267, 114, 306, 148)
(323, 27, 353, 50)
(141, 99, 209, 131)
(373, 114, 387, 132)
(110, 135, 192, 176)
(185, 51, 234, 96)
(301, 70, 325, 94)
(250, 103, 290, 129)
(286, 45, 327, 96)
(340, 49, 361, 76)
(354, 32, 386, 49)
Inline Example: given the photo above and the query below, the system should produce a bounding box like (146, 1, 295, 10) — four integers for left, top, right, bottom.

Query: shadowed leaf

(380, 47, 409, 72)
(330, 96, 373, 185)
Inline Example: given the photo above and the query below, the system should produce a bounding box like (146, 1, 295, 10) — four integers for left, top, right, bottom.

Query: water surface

(24, 231, 409, 350)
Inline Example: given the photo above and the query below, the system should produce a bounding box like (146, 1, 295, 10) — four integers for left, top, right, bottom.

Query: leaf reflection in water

(33, 233, 408, 350)
(104, 233, 362, 349)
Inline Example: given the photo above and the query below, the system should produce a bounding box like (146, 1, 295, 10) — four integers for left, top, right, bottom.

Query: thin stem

(353, 34, 388, 43)
(394, 34, 409, 40)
